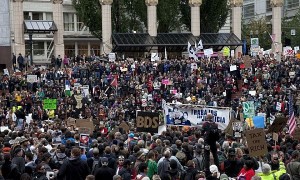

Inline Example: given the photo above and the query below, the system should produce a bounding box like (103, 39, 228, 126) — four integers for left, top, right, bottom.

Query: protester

(0, 53, 299, 180)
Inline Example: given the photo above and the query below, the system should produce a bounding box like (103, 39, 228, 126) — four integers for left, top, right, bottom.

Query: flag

(110, 74, 118, 87)
(165, 47, 167, 60)
(288, 93, 296, 136)
(197, 39, 203, 50)
(267, 31, 275, 43)
(188, 42, 198, 60)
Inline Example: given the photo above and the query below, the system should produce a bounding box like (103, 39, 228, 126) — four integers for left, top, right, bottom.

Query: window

(65, 43, 75, 57)
(63, 13, 75, 31)
(78, 44, 88, 56)
(90, 43, 101, 56)
(266, 0, 272, 12)
(286, 0, 299, 9)
(46, 13, 53, 21)
(243, 3, 255, 18)
(33, 42, 45, 56)
(77, 15, 87, 32)
(24, 12, 30, 20)
(244, 0, 254, 3)
(32, 12, 43, 20)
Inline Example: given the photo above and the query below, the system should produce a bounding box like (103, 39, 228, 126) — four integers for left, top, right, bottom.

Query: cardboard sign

(136, 111, 159, 133)
(293, 129, 300, 140)
(119, 122, 130, 133)
(27, 75, 38, 83)
(244, 55, 251, 69)
(273, 133, 279, 142)
(43, 99, 57, 110)
(76, 119, 94, 134)
(246, 128, 268, 157)
(66, 118, 76, 127)
(268, 117, 288, 133)
(109, 53, 116, 62)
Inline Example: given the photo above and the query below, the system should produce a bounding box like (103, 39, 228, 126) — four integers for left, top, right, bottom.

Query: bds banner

(163, 103, 230, 130)
(136, 111, 159, 133)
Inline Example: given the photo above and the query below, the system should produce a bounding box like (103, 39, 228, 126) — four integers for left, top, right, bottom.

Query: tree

(282, 10, 300, 47)
(241, 17, 272, 50)
(180, 0, 229, 33)
(73, 0, 230, 38)
(72, 0, 102, 39)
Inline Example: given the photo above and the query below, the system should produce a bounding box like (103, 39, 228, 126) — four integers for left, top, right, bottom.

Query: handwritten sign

(76, 119, 94, 134)
(43, 99, 57, 110)
(66, 118, 76, 127)
(27, 75, 38, 83)
(246, 128, 268, 157)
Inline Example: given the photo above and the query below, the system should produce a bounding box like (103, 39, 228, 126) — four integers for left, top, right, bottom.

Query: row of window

(243, 0, 300, 19)
(24, 12, 86, 32)
(25, 42, 101, 57)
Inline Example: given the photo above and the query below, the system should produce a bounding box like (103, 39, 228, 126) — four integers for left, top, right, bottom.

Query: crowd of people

(0, 52, 299, 180)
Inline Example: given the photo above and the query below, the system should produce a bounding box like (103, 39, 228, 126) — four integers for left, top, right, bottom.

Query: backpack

(193, 156, 204, 171)
(217, 151, 227, 164)
(205, 122, 220, 141)
(159, 159, 171, 178)
(91, 157, 100, 174)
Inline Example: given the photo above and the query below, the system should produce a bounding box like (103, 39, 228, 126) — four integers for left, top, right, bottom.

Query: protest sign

(230, 65, 237, 72)
(273, 133, 279, 142)
(253, 116, 265, 128)
(164, 104, 230, 130)
(76, 119, 94, 134)
(246, 128, 268, 157)
(136, 111, 159, 133)
(27, 75, 38, 83)
(243, 101, 255, 118)
(43, 99, 57, 110)
(119, 122, 130, 133)
(79, 134, 90, 148)
(66, 117, 76, 127)
(74, 95, 83, 109)
(108, 53, 116, 62)
(232, 122, 243, 138)
(268, 116, 288, 133)
(293, 129, 300, 140)
(244, 55, 251, 69)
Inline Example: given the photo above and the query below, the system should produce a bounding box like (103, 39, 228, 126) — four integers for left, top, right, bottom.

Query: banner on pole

(163, 104, 230, 130)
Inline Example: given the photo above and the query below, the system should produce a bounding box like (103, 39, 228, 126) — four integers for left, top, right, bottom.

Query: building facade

(12, 0, 102, 63)
(243, 0, 299, 21)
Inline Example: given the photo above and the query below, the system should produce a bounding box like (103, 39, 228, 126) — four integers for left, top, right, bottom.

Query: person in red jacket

(237, 159, 255, 180)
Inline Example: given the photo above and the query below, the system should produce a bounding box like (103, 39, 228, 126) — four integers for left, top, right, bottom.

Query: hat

(129, 133, 134, 138)
(19, 136, 28, 144)
(210, 165, 220, 178)
(136, 151, 145, 159)
(220, 174, 229, 180)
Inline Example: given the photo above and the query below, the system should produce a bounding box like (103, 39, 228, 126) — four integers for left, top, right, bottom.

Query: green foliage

(157, 0, 182, 33)
(72, 0, 102, 38)
(242, 17, 272, 50)
(73, 0, 230, 39)
(282, 10, 300, 47)
(180, 0, 229, 33)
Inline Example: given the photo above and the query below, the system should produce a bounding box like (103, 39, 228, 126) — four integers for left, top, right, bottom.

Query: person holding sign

(202, 113, 220, 173)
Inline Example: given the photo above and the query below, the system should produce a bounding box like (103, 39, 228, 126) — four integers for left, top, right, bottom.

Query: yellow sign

(223, 47, 230, 57)
(296, 53, 300, 59)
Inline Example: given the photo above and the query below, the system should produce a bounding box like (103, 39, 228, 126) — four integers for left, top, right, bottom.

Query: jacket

(258, 162, 286, 180)
(94, 166, 115, 180)
(57, 157, 90, 180)
(286, 160, 300, 180)
(118, 167, 131, 180)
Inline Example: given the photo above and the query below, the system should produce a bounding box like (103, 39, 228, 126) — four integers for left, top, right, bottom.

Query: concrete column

(145, 0, 158, 37)
(52, 0, 65, 58)
(100, 0, 113, 55)
(230, 0, 243, 58)
(271, 0, 283, 54)
(12, 0, 25, 56)
(189, 0, 202, 37)
(0, 0, 12, 68)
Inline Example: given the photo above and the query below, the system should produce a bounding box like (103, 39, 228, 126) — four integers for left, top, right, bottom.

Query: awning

(24, 20, 58, 33)
(112, 33, 243, 52)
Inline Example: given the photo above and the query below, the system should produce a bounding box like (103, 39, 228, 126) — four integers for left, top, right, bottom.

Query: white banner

(27, 75, 38, 83)
(164, 103, 230, 130)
